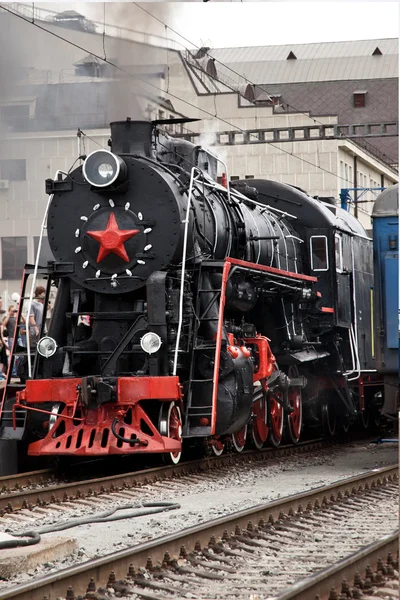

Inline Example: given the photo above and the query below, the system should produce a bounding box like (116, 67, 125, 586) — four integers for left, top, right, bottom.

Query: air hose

(1, 501, 181, 549)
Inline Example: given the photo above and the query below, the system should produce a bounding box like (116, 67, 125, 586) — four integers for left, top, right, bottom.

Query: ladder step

(198, 317, 219, 322)
(4, 384, 24, 390)
(188, 405, 212, 412)
(194, 344, 216, 350)
(191, 378, 214, 383)
(198, 289, 221, 293)
(183, 426, 212, 437)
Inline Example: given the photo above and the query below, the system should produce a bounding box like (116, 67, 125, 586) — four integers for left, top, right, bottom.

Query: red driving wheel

(251, 387, 269, 449)
(286, 365, 302, 443)
(158, 402, 182, 464)
(268, 391, 283, 447)
(232, 424, 247, 452)
(210, 437, 225, 456)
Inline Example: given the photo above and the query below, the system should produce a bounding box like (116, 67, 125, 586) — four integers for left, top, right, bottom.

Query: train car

(372, 184, 399, 420)
(0, 119, 384, 466)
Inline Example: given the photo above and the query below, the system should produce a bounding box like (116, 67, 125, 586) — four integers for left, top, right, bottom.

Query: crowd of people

(0, 286, 47, 380)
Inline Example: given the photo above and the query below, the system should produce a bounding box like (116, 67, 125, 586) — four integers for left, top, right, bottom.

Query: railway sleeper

(174, 564, 227, 580)
(200, 548, 233, 564)
(134, 575, 184, 595)
(189, 557, 238, 572)
(152, 570, 196, 585)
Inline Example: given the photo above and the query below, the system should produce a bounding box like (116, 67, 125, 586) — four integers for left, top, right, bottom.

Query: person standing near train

(28, 286, 46, 345)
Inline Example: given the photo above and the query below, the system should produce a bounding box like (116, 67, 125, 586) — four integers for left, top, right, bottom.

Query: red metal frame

(244, 335, 275, 383)
(211, 260, 231, 434)
(17, 377, 182, 456)
(0, 269, 28, 415)
(227, 257, 318, 283)
(211, 257, 299, 435)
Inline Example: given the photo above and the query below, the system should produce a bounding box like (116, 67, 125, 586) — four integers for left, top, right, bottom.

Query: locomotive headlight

(140, 332, 162, 355)
(83, 150, 127, 188)
(37, 336, 57, 358)
(98, 163, 114, 179)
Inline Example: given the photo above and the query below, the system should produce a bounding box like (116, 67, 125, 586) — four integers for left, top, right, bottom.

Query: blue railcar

(372, 184, 399, 418)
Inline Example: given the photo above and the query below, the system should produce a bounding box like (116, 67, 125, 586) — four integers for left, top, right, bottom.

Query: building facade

(0, 5, 397, 296)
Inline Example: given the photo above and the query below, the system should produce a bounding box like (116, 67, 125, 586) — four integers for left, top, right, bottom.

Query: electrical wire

(0, 3, 362, 187)
(102, 2, 107, 61)
(79, 130, 108, 150)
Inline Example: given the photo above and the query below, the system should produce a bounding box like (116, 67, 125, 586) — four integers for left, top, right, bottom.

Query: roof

(54, 11, 85, 19)
(74, 55, 102, 67)
(210, 39, 398, 84)
(211, 39, 398, 63)
(372, 184, 399, 217)
(239, 179, 369, 237)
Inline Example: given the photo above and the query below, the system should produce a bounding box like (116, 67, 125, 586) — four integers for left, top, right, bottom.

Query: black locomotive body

(0, 120, 383, 462)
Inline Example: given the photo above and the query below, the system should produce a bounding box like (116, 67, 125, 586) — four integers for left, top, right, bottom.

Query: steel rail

(0, 438, 328, 513)
(273, 530, 399, 600)
(0, 468, 56, 492)
(0, 463, 396, 600)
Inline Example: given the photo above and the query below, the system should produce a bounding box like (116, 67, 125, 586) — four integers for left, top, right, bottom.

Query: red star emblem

(87, 213, 139, 263)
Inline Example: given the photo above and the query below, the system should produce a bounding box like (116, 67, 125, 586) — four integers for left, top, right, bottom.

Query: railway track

(0, 469, 57, 494)
(0, 464, 397, 600)
(273, 531, 398, 600)
(0, 438, 330, 513)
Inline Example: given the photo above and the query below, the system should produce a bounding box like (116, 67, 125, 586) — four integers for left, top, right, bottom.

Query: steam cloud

(0, 3, 181, 133)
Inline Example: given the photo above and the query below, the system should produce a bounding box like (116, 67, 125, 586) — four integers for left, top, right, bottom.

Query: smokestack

(110, 119, 153, 157)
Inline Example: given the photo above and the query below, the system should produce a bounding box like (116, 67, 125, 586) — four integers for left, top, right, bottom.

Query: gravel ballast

(0, 439, 396, 588)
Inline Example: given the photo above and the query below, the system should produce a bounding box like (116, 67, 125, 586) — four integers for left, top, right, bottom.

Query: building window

(158, 110, 165, 120)
(310, 235, 329, 271)
(353, 91, 367, 108)
(270, 95, 282, 106)
(245, 175, 254, 179)
(33, 236, 54, 266)
(1, 237, 27, 280)
(0, 104, 30, 119)
(0, 159, 26, 181)
(230, 176, 239, 181)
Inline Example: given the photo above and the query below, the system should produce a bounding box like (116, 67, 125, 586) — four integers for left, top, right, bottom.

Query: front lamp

(83, 150, 127, 188)
(140, 332, 162, 355)
(37, 336, 57, 358)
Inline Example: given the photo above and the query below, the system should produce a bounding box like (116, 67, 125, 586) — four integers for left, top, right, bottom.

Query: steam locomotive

(0, 119, 383, 464)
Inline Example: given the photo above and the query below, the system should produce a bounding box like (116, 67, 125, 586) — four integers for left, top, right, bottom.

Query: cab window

(335, 234, 343, 272)
(310, 235, 329, 271)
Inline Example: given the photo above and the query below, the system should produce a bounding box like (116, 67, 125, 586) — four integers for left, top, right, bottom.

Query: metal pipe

(172, 167, 201, 376)
(353, 155, 358, 218)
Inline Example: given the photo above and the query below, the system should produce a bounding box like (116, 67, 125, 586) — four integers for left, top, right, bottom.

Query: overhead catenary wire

(0, 3, 365, 188)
